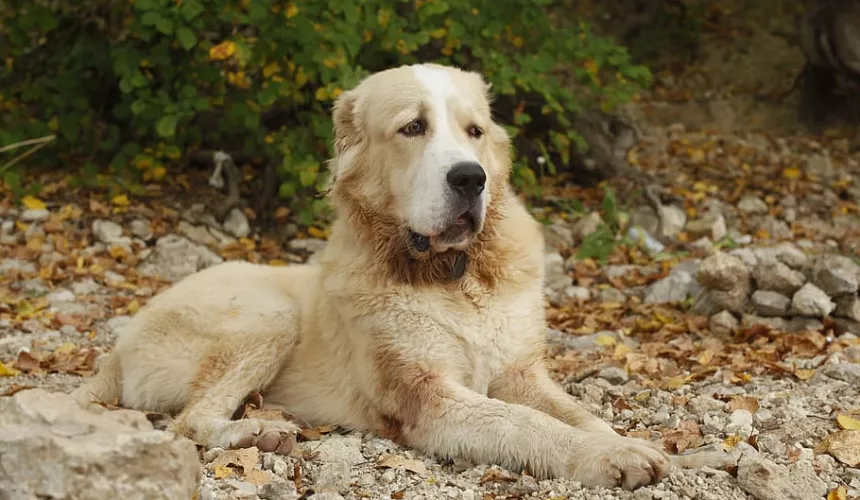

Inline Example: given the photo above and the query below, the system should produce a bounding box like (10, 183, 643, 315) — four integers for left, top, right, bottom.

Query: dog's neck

(330, 185, 516, 290)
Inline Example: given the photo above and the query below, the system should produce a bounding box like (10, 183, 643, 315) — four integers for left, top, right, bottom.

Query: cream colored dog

(72, 63, 670, 490)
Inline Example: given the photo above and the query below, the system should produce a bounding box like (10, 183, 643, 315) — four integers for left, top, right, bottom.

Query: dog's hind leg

(168, 308, 301, 454)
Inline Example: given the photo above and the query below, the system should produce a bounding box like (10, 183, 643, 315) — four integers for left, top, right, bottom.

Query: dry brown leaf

(727, 396, 760, 414)
(663, 419, 704, 454)
(822, 430, 860, 467)
(479, 468, 518, 484)
(209, 447, 261, 476)
(376, 454, 428, 476)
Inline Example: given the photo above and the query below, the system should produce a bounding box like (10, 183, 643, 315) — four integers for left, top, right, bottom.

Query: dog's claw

(233, 430, 295, 455)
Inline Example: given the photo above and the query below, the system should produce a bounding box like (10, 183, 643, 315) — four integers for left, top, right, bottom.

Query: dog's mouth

(409, 210, 480, 253)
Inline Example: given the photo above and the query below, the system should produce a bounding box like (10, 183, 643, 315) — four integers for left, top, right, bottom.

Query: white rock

(791, 283, 836, 318)
(598, 366, 629, 385)
(0, 389, 200, 500)
(725, 410, 754, 439)
(835, 296, 860, 322)
(223, 208, 251, 239)
(137, 234, 224, 282)
(92, 219, 124, 244)
(809, 254, 860, 297)
(751, 290, 791, 317)
(20, 208, 50, 221)
(709, 310, 738, 336)
(657, 204, 687, 241)
(737, 454, 827, 500)
(753, 260, 806, 296)
(697, 252, 750, 291)
(738, 195, 769, 215)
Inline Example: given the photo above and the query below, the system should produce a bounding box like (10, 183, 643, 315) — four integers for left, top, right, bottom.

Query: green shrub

(0, 0, 651, 222)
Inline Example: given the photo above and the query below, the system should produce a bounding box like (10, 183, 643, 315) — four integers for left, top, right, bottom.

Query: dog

(72, 63, 670, 490)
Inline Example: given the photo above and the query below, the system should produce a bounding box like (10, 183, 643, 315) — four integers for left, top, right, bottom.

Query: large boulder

(0, 389, 201, 500)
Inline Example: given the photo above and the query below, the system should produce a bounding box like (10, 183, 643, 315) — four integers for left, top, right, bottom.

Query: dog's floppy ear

(332, 89, 362, 156)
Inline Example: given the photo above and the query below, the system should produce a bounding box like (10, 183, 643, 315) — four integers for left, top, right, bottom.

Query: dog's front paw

(177, 418, 299, 455)
(568, 435, 670, 490)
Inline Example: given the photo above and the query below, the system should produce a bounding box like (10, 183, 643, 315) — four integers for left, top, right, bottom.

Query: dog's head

(326, 63, 512, 256)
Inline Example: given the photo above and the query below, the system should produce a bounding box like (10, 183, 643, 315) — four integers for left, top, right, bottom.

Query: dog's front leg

(377, 363, 668, 490)
(488, 359, 618, 434)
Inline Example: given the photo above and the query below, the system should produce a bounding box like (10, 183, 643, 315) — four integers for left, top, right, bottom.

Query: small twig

(0, 134, 55, 154)
(0, 135, 57, 174)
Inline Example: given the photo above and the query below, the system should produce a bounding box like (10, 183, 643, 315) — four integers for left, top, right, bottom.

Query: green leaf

(134, 0, 156, 11)
(141, 11, 161, 27)
(156, 17, 174, 35)
(180, 0, 205, 21)
(155, 115, 178, 138)
(130, 100, 147, 115)
(176, 27, 197, 50)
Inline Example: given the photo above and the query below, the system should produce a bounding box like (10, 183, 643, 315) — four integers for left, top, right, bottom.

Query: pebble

(20, 208, 50, 222)
(598, 366, 629, 385)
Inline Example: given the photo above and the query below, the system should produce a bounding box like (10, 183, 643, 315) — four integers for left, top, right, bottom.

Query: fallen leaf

(663, 418, 704, 453)
(727, 396, 760, 414)
(794, 369, 817, 380)
(20, 195, 46, 210)
(479, 468, 518, 484)
(0, 360, 21, 377)
(209, 447, 261, 476)
(822, 430, 860, 467)
(376, 454, 428, 476)
(836, 414, 860, 431)
(245, 469, 274, 485)
(111, 194, 130, 207)
(594, 333, 617, 347)
(661, 374, 692, 391)
(827, 485, 847, 500)
(213, 465, 235, 479)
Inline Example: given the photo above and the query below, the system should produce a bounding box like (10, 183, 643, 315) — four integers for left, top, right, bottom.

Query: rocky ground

(2, 124, 860, 500)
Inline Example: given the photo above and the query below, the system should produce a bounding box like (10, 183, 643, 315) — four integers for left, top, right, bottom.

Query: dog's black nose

(446, 162, 486, 198)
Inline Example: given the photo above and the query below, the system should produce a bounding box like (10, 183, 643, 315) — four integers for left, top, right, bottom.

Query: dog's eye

(467, 125, 483, 139)
(399, 119, 426, 137)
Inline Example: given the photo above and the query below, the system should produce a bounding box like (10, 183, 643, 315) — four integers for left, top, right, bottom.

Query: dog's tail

(71, 351, 123, 408)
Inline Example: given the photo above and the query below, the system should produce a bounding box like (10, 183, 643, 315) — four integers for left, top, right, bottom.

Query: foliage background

(1, 0, 653, 223)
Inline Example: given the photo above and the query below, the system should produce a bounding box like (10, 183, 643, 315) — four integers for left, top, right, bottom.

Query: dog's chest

(440, 289, 540, 395)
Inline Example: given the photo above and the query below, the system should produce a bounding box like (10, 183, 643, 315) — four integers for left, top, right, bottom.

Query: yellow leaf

(0, 360, 21, 377)
(837, 414, 860, 430)
(823, 430, 860, 467)
(307, 226, 326, 239)
(661, 374, 692, 390)
(268, 259, 288, 267)
(794, 369, 816, 380)
(209, 40, 237, 61)
(111, 194, 130, 207)
(21, 195, 46, 210)
(827, 485, 847, 500)
(127, 299, 140, 315)
(723, 435, 742, 448)
(314, 87, 329, 101)
(782, 167, 802, 180)
(594, 333, 617, 347)
(285, 3, 299, 18)
(54, 343, 77, 356)
(213, 465, 234, 479)
(613, 343, 633, 359)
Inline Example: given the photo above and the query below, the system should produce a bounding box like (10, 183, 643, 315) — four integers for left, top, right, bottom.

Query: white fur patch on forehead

(411, 64, 457, 103)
